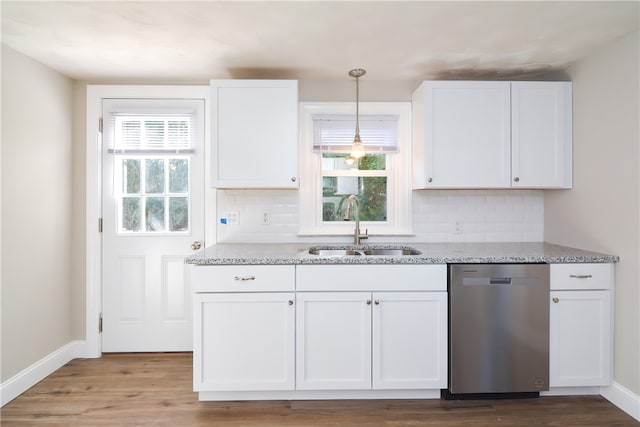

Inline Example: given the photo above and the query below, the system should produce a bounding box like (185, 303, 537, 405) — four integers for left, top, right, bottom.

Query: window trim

(299, 102, 412, 236)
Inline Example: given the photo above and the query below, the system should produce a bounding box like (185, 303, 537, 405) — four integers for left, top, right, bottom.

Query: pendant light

(348, 68, 366, 161)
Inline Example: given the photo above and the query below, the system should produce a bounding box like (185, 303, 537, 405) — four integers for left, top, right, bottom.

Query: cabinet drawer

(192, 265, 295, 292)
(550, 263, 613, 290)
(296, 264, 447, 291)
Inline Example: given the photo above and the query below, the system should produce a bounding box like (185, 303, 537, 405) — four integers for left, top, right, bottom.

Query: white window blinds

(312, 114, 398, 153)
(108, 111, 196, 154)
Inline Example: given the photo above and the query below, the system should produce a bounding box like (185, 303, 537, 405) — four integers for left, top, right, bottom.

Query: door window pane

(145, 159, 165, 194)
(169, 197, 189, 231)
(122, 197, 141, 231)
(169, 159, 189, 193)
(146, 197, 165, 232)
(123, 159, 140, 194)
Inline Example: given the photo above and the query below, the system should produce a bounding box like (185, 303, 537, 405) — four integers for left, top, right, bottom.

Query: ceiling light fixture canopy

(348, 68, 366, 162)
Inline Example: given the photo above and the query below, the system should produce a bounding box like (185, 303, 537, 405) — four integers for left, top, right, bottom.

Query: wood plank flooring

(1, 353, 637, 426)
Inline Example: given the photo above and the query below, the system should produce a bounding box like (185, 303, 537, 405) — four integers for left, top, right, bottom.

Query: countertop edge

(185, 242, 619, 266)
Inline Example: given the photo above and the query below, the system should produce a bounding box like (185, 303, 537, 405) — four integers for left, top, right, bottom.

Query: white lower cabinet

(296, 292, 372, 390)
(549, 263, 613, 388)
(373, 292, 447, 389)
(192, 263, 449, 399)
(296, 291, 447, 390)
(193, 292, 295, 391)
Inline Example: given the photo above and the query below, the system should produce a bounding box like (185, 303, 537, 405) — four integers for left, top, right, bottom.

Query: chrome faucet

(343, 195, 368, 245)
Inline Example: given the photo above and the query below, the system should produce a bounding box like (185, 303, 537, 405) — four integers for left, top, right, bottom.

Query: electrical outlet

(262, 209, 271, 225)
(454, 217, 463, 234)
(222, 211, 239, 225)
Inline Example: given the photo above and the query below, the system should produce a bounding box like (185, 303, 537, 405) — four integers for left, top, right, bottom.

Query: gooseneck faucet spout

(343, 195, 369, 245)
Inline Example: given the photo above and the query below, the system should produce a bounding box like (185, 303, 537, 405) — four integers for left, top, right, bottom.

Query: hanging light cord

(355, 72, 361, 141)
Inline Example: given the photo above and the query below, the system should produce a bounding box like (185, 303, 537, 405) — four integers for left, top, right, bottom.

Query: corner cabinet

(412, 80, 572, 189)
(511, 82, 572, 188)
(210, 79, 298, 188)
(549, 263, 613, 388)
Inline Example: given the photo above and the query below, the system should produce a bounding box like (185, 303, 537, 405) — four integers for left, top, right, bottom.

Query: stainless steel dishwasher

(446, 264, 550, 398)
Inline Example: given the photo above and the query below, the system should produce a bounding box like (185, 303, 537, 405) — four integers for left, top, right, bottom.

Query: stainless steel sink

(307, 246, 421, 257)
(362, 248, 420, 256)
(307, 248, 364, 256)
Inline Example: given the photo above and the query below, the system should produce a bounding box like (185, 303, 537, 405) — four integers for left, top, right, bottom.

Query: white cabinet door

(372, 292, 447, 389)
(193, 292, 295, 391)
(211, 79, 298, 188)
(511, 82, 572, 188)
(549, 290, 611, 387)
(296, 292, 372, 390)
(412, 81, 511, 189)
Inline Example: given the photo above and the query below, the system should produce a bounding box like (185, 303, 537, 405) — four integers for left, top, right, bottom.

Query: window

(108, 112, 196, 234)
(299, 102, 412, 236)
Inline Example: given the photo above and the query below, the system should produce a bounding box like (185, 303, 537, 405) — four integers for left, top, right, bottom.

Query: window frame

(299, 102, 412, 236)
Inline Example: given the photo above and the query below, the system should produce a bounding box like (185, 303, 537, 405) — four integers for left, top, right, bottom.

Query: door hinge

(98, 117, 103, 133)
(98, 313, 103, 334)
(98, 218, 103, 233)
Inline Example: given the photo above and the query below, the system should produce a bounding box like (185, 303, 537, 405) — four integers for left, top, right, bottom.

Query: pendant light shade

(349, 68, 366, 159)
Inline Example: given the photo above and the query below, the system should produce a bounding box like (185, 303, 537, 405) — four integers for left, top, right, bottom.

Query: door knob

(191, 241, 202, 251)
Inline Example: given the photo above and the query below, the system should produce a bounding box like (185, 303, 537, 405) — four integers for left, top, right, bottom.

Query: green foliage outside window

(322, 154, 387, 222)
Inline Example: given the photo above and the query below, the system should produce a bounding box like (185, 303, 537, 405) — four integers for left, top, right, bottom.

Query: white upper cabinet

(511, 82, 572, 188)
(412, 80, 573, 189)
(210, 79, 298, 188)
(412, 81, 511, 189)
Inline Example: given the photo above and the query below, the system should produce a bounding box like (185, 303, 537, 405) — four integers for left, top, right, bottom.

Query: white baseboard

(601, 381, 640, 422)
(1, 340, 85, 407)
(542, 386, 600, 396)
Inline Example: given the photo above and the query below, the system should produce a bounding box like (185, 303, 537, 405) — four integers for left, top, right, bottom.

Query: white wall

(544, 31, 640, 395)
(1, 46, 75, 381)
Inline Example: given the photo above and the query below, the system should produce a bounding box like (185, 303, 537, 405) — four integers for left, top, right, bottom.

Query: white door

(511, 81, 572, 188)
(295, 292, 372, 390)
(372, 292, 447, 389)
(423, 81, 511, 188)
(193, 292, 296, 391)
(102, 98, 205, 352)
(549, 290, 611, 386)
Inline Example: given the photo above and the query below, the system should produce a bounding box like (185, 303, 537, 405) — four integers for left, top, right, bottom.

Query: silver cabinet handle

(288, 300, 294, 306)
(366, 300, 372, 305)
(570, 274, 593, 279)
(427, 177, 433, 183)
(234, 276, 255, 281)
(291, 177, 297, 182)
(191, 241, 202, 251)
(514, 177, 520, 182)
(374, 299, 380, 305)
(552, 297, 560, 303)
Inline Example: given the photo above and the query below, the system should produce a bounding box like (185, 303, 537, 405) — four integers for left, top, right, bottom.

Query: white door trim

(85, 85, 212, 358)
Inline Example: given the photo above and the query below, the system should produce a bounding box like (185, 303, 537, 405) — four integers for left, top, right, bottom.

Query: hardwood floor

(1, 353, 637, 426)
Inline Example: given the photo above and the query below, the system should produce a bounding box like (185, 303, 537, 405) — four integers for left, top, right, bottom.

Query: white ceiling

(1, 1, 638, 83)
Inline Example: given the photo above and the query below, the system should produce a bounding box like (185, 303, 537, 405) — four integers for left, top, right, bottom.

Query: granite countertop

(185, 242, 618, 265)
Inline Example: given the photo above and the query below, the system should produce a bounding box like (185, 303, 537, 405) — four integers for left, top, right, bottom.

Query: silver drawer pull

(234, 276, 256, 281)
(570, 274, 593, 279)
(552, 297, 559, 303)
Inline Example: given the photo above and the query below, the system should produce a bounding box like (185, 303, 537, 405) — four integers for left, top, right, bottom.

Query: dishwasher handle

(463, 276, 539, 286)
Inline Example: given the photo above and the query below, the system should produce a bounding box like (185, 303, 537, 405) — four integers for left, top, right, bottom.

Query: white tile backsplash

(215, 189, 543, 243)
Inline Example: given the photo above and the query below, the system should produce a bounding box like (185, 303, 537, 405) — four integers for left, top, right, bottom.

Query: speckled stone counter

(185, 242, 618, 265)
